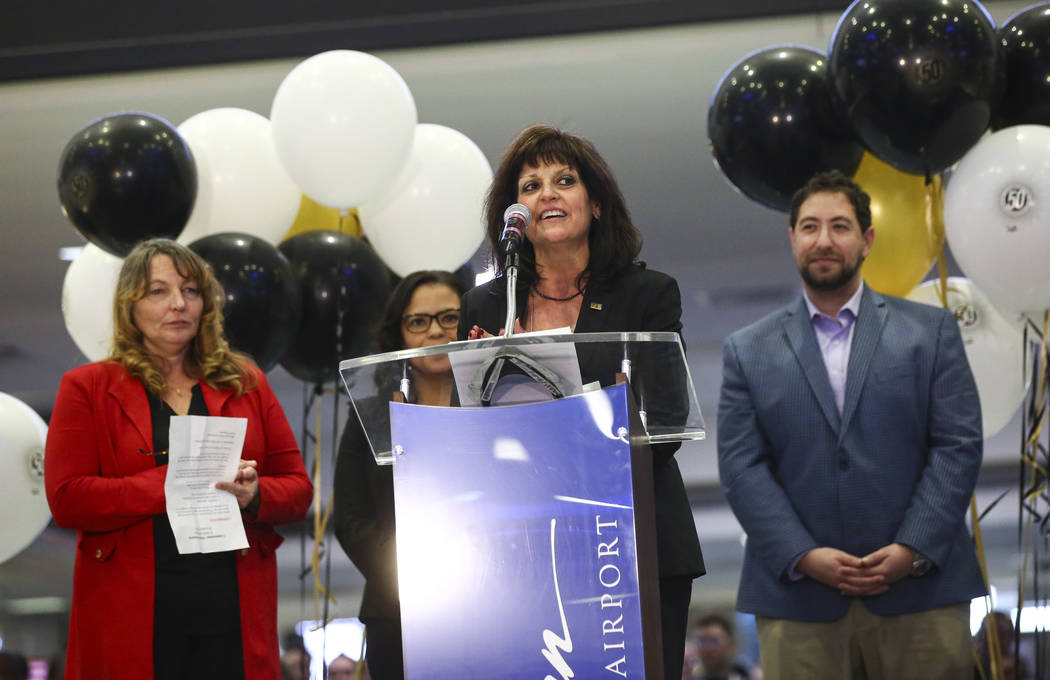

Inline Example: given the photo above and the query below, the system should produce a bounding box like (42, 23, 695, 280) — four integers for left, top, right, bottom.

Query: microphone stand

(471, 246, 566, 406)
(503, 251, 519, 337)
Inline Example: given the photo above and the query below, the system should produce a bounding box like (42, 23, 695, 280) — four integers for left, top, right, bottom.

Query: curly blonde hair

(111, 238, 256, 396)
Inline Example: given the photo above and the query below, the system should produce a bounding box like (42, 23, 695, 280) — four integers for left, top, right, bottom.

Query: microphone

(500, 203, 531, 255)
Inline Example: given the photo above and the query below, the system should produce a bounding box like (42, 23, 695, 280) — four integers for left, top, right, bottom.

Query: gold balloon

(282, 194, 362, 241)
(853, 152, 944, 297)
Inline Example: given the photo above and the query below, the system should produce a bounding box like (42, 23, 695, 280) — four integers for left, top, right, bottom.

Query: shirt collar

(804, 280, 864, 323)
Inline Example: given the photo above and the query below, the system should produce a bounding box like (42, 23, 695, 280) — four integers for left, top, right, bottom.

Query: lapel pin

(590, 302, 602, 310)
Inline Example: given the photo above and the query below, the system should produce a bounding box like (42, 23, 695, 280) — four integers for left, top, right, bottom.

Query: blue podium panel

(391, 383, 646, 680)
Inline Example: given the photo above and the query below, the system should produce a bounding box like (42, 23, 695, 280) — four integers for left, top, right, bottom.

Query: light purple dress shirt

(803, 282, 864, 414)
(788, 282, 864, 580)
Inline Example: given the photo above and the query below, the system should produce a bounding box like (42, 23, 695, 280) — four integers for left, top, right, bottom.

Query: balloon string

(1021, 315, 1049, 506)
(973, 497, 1004, 680)
(934, 172, 1002, 679)
(356, 626, 367, 679)
(927, 177, 949, 309)
(337, 208, 363, 237)
(1019, 314, 1050, 646)
(312, 387, 337, 627)
(1026, 313, 1049, 456)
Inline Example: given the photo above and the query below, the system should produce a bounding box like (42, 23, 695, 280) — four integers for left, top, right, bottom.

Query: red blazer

(45, 361, 312, 680)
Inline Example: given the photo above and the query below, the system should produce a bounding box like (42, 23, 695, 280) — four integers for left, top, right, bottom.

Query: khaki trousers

(756, 600, 972, 680)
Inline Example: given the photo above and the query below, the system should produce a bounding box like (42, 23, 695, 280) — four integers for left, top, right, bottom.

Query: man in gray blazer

(717, 171, 985, 679)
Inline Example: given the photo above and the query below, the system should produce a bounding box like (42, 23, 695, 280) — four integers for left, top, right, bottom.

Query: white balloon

(0, 392, 50, 564)
(62, 244, 123, 361)
(907, 277, 1026, 439)
(360, 124, 491, 277)
(177, 108, 301, 246)
(270, 50, 417, 209)
(944, 125, 1050, 316)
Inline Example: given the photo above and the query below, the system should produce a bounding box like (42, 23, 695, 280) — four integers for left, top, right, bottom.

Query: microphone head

(503, 203, 531, 227)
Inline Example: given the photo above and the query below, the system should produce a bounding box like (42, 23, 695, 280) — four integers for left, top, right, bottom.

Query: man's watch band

(910, 549, 932, 577)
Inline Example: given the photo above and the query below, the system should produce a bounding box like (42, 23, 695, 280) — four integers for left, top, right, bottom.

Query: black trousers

(154, 629, 245, 680)
(364, 616, 405, 680)
(660, 575, 694, 680)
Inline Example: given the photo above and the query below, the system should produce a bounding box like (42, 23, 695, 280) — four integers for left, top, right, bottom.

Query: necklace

(169, 381, 192, 396)
(532, 285, 583, 302)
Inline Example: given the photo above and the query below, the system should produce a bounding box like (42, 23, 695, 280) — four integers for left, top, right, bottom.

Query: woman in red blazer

(45, 239, 312, 680)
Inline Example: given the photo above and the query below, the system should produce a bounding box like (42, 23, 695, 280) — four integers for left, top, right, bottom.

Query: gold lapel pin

(590, 302, 602, 310)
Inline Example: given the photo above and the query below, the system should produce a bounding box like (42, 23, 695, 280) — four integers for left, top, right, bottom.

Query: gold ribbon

(927, 176, 1002, 679)
(311, 390, 338, 626)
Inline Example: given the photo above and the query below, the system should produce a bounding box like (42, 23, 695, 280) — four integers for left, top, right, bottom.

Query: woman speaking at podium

(458, 124, 705, 680)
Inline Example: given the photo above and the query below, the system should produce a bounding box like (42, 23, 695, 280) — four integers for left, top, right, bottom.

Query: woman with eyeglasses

(333, 270, 468, 680)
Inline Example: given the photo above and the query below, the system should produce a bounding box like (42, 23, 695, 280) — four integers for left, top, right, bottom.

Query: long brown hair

(111, 238, 255, 395)
(484, 124, 642, 289)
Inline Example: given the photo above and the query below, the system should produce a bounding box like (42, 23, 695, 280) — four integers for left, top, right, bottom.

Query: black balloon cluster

(188, 233, 300, 373)
(57, 112, 196, 255)
(277, 231, 392, 384)
(56, 111, 398, 382)
(827, 0, 1001, 176)
(709, 46, 863, 211)
(709, 0, 1050, 208)
(995, 4, 1050, 129)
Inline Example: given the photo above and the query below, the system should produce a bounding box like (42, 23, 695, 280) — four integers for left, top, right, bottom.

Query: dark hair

(374, 270, 469, 353)
(695, 613, 735, 639)
(788, 170, 872, 232)
(484, 124, 642, 289)
(0, 651, 29, 680)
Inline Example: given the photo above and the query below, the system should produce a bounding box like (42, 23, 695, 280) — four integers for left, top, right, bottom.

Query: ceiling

(0, 0, 1039, 659)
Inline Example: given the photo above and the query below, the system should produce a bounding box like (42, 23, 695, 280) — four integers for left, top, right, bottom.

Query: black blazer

(458, 263, 705, 578)
(334, 396, 400, 621)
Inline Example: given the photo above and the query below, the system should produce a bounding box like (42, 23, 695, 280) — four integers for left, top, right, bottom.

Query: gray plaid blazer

(717, 285, 986, 621)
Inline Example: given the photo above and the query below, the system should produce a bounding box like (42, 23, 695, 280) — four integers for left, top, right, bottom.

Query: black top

(333, 396, 400, 622)
(149, 386, 242, 634)
(458, 263, 705, 579)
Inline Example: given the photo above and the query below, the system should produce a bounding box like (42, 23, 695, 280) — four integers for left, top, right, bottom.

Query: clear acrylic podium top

(338, 331, 705, 464)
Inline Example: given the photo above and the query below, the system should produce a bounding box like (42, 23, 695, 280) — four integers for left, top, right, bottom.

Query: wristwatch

(910, 549, 932, 577)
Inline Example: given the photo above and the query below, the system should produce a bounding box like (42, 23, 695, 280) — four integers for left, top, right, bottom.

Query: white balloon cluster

(61, 49, 491, 362)
(944, 125, 1050, 318)
(917, 124, 1050, 438)
(62, 243, 123, 362)
(360, 124, 491, 277)
(906, 278, 1026, 439)
(0, 392, 51, 564)
(177, 108, 301, 246)
(268, 50, 490, 274)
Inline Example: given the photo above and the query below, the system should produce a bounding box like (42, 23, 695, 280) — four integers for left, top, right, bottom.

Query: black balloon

(278, 230, 392, 384)
(994, 4, 1050, 129)
(828, 0, 1001, 175)
(57, 112, 197, 256)
(189, 233, 300, 372)
(708, 46, 864, 212)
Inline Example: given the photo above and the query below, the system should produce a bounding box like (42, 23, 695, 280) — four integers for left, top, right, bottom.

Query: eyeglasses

(402, 308, 460, 333)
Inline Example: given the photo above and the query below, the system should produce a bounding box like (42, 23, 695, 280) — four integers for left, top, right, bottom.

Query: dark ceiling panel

(3, 0, 851, 81)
